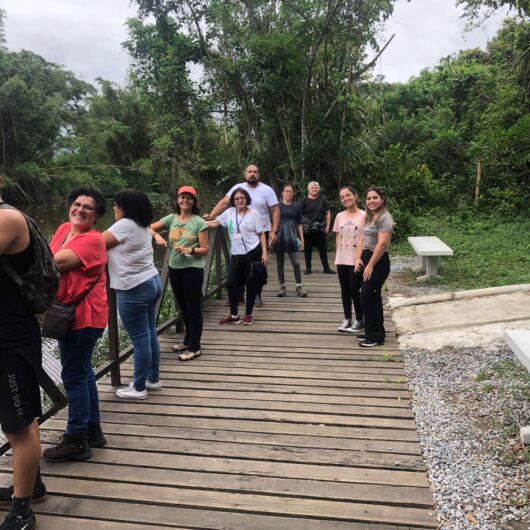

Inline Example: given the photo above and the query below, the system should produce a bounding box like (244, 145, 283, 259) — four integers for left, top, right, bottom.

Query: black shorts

(0, 331, 42, 434)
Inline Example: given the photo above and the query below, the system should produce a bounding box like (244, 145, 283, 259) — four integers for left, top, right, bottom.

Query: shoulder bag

(42, 275, 102, 340)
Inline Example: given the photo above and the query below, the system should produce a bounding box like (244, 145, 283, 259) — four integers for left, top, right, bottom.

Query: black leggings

(336, 265, 363, 322)
(227, 245, 262, 316)
(360, 250, 390, 343)
(169, 267, 204, 352)
(304, 231, 331, 271)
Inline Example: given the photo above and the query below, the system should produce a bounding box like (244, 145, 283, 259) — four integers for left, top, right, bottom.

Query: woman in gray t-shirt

(354, 186, 394, 347)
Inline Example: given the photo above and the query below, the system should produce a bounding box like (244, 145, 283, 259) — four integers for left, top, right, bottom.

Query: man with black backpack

(0, 176, 48, 530)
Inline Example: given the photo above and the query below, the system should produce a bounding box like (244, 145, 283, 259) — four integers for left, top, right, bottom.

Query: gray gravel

(403, 347, 530, 529)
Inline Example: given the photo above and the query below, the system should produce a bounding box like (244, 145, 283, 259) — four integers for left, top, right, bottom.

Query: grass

(392, 209, 530, 290)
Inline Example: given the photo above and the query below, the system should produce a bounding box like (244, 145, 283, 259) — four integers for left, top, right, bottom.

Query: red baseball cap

(177, 186, 197, 199)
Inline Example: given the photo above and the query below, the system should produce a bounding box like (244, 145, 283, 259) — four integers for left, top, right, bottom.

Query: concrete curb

(389, 284, 530, 309)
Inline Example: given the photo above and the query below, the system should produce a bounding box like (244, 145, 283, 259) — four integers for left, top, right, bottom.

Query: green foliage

(392, 209, 530, 290)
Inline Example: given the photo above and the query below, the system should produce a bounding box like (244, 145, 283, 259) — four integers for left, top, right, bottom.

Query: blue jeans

(116, 275, 162, 392)
(59, 327, 104, 436)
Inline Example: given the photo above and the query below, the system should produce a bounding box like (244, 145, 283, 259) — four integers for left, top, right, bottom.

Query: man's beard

(247, 177, 258, 185)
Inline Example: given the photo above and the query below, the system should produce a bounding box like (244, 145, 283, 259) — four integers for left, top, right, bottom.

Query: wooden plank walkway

(1, 261, 437, 529)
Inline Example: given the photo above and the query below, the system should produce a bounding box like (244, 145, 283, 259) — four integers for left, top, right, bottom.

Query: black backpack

(0, 203, 60, 314)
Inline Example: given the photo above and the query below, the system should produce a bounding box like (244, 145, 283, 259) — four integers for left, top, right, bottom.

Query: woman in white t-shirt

(333, 186, 365, 334)
(102, 189, 162, 400)
(207, 188, 268, 326)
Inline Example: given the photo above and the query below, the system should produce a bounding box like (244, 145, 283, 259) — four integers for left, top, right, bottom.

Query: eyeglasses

(72, 202, 96, 212)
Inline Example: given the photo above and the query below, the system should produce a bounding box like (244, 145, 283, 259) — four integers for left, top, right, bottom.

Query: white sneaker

(337, 319, 351, 332)
(116, 383, 147, 400)
(145, 379, 162, 390)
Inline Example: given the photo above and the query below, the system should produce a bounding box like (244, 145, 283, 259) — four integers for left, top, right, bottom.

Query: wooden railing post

(215, 229, 223, 299)
(106, 284, 121, 387)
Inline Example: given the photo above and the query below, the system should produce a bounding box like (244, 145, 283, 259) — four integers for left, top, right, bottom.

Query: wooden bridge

(0, 234, 436, 529)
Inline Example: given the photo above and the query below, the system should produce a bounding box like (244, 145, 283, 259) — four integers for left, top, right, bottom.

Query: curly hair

(67, 186, 106, 217)
(229, 187, 252, 207)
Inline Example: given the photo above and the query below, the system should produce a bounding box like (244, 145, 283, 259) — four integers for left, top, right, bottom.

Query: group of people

(0, 181, 210, 529)
(206, 165, 394, 349)
(0, 166, 393, 530)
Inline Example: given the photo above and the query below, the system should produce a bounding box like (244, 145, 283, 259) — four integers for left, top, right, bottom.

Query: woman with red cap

(150, 186, 209, 360)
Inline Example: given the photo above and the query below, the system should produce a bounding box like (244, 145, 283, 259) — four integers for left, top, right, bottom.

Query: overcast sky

(2, 0, 510, 86)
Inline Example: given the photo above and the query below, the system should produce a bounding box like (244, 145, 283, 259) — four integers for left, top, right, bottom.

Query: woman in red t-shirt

(42, 187, 108, 464)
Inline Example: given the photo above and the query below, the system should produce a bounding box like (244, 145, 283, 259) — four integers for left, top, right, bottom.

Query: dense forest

(0, 1, 528, 223)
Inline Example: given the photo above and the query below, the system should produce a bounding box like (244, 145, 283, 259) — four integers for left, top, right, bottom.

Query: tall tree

(129, 0, 395, 191)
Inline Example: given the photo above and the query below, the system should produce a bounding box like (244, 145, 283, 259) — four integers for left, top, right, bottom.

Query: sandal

(172, 343, 188, 352)
(179, 350, 201, 361)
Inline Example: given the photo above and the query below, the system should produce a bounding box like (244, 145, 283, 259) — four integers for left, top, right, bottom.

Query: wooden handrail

(0, 226, 229, 456)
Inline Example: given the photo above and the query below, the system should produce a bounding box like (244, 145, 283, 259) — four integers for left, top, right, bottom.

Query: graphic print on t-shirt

(338, 221, 361, 251)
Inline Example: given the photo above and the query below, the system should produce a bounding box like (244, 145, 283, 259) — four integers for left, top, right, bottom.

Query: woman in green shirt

(150, 186, 209, 360)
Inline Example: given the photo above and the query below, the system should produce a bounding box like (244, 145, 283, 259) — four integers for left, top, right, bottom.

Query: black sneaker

(0, 483, 47, 507)
(42, 433, 92, 463)
(359, 339, 384, 348)
(323, 268, 336, 274)
(87, 422, 107, 448)
(0, 510, 36, 530)
(303, 269, 311, 275)
(356, 335, 366, 342)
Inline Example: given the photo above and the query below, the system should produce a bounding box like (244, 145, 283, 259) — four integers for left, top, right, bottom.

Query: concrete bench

(408, 236, 453, 282)
(504, 329, 530, 444)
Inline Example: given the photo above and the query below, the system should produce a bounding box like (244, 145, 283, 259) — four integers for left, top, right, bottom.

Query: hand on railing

(153, 233, 167, 247)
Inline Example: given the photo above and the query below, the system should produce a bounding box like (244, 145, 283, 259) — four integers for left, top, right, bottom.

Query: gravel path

(390, 256, 530, 529)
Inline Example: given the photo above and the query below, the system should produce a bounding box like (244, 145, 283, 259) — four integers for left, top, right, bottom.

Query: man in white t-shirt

(205, 165, 279, 305)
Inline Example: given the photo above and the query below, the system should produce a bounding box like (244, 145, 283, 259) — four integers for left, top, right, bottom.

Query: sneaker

(277, 285, 287, 297)
(0, 483, 47, 507)
(350, 319, 364, 333)
(179, 350, 201, 361)
(87, 421, 106, 448)
(337, 319, 352, 332)
(357, 334, 366, 342)
(218, 315, 241, 325)
(303, 269, 311, 275)
(323, 268, 336, 274)
(359, 339, 384, 348)
(0, 510, 36, 530)
(171, 343, 188, 352)
(145, 379, 163, 390)
(116, 383, 147, 400)
(243, 315, 253, 326)
(254, 294, 263, 307)
(295, 284, 307, 297)
(42, 433, 91, 463)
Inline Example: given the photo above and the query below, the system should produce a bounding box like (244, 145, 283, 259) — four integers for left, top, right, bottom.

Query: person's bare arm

(362, 232, 391, 281)
(205, 196, 230, 220)
(325, 210, 331, 234)
(268, 204, 280, 246)
(175, 228, 210, 257)
(149, 220, 168, 247)
(259, 232, 268, 265)
(102, 230, 120, 249)
(297, 224, 304, 250)
(0, 210, 27, 254)
(53, 248, 82, 272)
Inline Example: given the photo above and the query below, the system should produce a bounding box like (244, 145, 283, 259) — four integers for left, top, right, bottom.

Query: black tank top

(0, 203, 39, 342)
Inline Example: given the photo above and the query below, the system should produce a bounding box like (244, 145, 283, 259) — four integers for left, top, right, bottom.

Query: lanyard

(235, 208, 248, 233)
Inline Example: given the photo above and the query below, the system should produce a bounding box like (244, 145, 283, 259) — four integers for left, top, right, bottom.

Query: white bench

(408, 236, 453, 282)
(504, 329, 530, 444)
